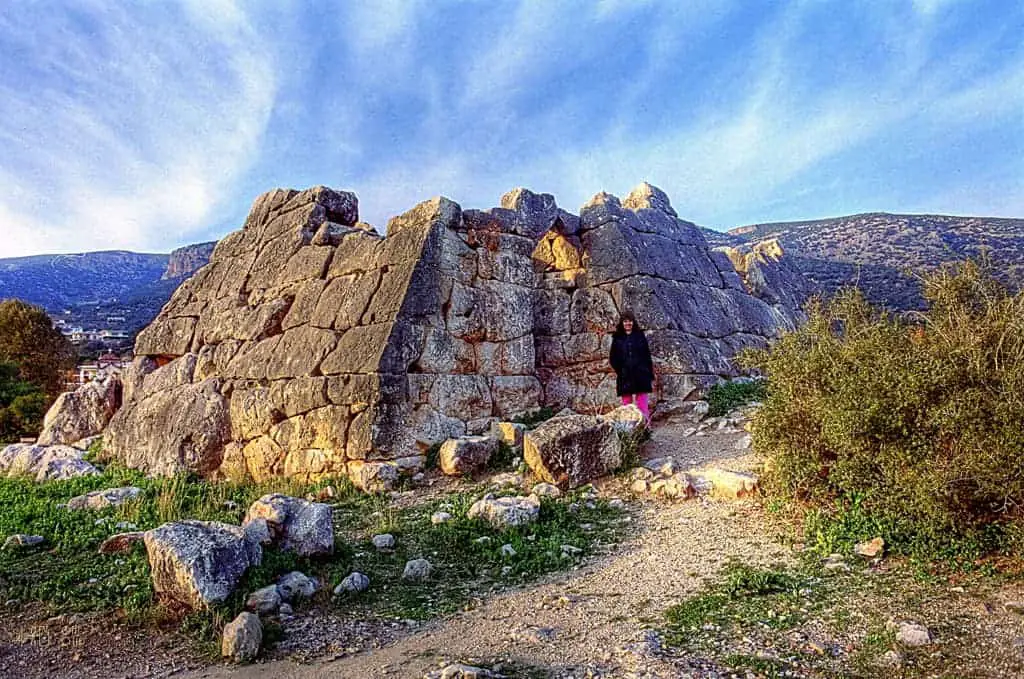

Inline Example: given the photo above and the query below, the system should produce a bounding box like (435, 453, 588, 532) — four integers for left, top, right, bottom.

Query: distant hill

(0, 243, 214, 335)
(709, 213, 1024, 310)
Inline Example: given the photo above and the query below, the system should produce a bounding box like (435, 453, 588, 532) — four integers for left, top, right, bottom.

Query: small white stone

(501, 543, 517, 557)
(431, 511, 453, 525)
(402, 558, 432, 581)
(334, 571, 370, 594)
(372, 533, 396, 550)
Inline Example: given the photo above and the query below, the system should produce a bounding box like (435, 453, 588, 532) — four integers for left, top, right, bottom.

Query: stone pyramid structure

(104, 183, 804, 488)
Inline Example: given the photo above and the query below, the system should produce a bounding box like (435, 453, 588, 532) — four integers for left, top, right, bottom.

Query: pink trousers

(621, 393, 650, 421)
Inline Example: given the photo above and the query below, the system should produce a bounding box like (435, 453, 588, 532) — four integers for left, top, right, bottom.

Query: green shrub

(742, 260, 1024, 558)
(706, 379, 767, 417)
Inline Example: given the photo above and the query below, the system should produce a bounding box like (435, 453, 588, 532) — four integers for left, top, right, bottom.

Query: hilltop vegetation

(745, 260, 1024, 559)
(714, 212, 1024, 310)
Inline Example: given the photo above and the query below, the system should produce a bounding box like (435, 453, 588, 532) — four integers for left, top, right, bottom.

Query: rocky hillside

(162, 242, 216, 280)
(0, 244, 214, 335)
(707, 213, 1024, 310)
(0, 251, 169, 311)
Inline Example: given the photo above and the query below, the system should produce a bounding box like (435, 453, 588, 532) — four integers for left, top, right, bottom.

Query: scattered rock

(601, 404, 647, 433)
(734, 434, 753, 450)
(144, 520, 261, 609)
(37, 370, 121, 446)
(488, 472, 523, 487)
(879, 649, 905, 667)
(490, 421, 527, 448)
(855, 537, 885, 558)
(277, 571, 318, 600)
(246, 585, 282, 615)
(523, 414, 621, 488)
(689, 400, 710, 422)
(642, 457, 678, 477)
(608, 498, 625, 509)
(439, 436, 498, 475)
(334, 572, 370, 594)
(222, 612, 262, 663)
(243, 494, 333, 556)
(630, 479, 650, 493)
(896, 621, 932, 646)
(561, 544, 582, 557)
(2, 534, 44, 550)
(500, 543, 517, 557)
(697, 468, 759, 499)
(431, 511, 453, 525)
(66, 486, 143, 511)
(468, 494, 541, 529)
(822, 553, 851, 573)
(402, 558, 433, 581)
(372, 533, 396, 551)
(348, 461, 400, 493)
(0, 443, 100, 482)
(511, 626, 558, 643)
(424, 664, 500, 679)
(531, 482, 562, 498)
(98, 531, 145, 554)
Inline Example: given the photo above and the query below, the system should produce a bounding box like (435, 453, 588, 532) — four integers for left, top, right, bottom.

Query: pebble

(372, 533, 396, 550)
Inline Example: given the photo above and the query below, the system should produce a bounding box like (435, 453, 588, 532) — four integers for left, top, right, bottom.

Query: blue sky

(0, 0, 1022, 257)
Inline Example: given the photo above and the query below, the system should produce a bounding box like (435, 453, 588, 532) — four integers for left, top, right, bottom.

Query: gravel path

(185, 427, 785, 679)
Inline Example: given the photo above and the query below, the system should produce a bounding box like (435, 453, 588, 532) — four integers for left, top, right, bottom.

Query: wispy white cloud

(0, 2, 276, 256)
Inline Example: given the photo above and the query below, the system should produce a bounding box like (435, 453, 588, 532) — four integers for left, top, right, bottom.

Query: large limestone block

(242, 494, 334, 556)
(524, 415, 622, 488)
(106, 378, 230, 477)
(0, 443, 99, 481)
(222, 612, 262, 663)
(144, 520, 261, 609)
(37, 372, 121, 446)
(489, 376, 542, 418)
(428, 374, 493, 420)
(439, 435, 498, 475)
(135, 316, 197, 357)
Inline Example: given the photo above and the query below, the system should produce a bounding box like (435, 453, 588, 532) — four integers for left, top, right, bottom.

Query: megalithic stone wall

(104, 182, 806, 486)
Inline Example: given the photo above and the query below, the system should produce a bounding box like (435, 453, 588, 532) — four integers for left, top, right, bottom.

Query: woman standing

(609, 311, 654, 422)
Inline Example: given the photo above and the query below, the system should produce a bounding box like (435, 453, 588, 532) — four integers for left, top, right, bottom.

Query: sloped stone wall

(105, 183, 805, 485)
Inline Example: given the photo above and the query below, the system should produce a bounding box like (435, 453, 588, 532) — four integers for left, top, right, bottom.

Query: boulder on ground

(66, 486, 143, 511)
(144, 520, 262, 609)
(277, 571, 318, 600)
(490, 421, 527, 448)
(222, 612, 262, 663)
(439, 435, 498, 475)
(468, 493, 541, 529)
(601, 404, 646, 433)
(335, 571, 370, 594)
(531, 482, 562, 498)
(372, 533, 396, 550)
(425, 664, 500, 679)
(3, 534, 44, 550)
(403, 558, 433, 581)
(246, 585, 281, 615)
(698, 468, 758, 499)
(0, 443, 100, 482)
(523, 415, 621, 488)
(348, 460, 399, 493)
(242, 494, 333, 556)
(896, 621, 932, 647)
(98, 531, 145, 554)
(37, 371, 121, 446)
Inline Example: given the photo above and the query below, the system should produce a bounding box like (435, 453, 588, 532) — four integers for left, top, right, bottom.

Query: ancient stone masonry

(104, 183, 805, 486)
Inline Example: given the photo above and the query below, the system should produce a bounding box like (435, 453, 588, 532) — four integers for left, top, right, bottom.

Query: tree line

(0, 299, 76, 443)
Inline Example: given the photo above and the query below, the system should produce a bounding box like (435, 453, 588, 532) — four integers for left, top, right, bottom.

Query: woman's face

(622, 318, 633, 332)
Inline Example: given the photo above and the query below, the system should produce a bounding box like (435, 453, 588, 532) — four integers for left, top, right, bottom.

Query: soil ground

(4, 421, 1024, 678)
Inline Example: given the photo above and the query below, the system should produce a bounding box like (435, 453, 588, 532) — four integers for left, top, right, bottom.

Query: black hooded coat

(609, 322, 654, 396)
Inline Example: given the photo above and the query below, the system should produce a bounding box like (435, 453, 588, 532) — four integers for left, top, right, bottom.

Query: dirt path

(186, 427, 784, 678)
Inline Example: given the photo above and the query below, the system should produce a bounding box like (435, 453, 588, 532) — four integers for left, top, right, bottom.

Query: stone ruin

(100, 182, 805, 488)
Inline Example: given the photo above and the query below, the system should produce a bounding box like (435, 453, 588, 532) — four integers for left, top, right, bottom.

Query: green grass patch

(705, 379, 766, 418)
(0, 462, 625, 648)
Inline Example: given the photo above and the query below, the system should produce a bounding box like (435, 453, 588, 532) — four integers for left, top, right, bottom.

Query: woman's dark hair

(614, 311, 643, 335)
